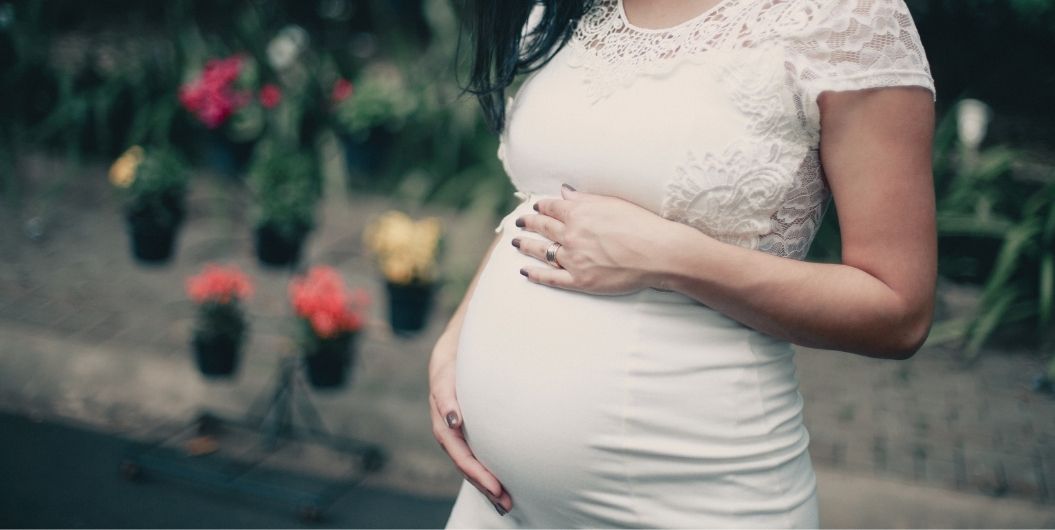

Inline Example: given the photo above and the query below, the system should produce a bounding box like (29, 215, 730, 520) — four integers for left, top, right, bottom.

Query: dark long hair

(456, 0, 595, 134)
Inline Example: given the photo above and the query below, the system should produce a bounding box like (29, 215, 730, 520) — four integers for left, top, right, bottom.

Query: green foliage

(194, 301, 248, 343)
(121, 147, 189, 229)
(247, 140, 319, 238)
(333, 63, 419, 140)
(925, 98, 1055, 361)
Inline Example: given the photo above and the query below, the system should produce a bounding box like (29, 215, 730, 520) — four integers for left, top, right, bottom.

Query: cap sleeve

(785, 0, 936, 119)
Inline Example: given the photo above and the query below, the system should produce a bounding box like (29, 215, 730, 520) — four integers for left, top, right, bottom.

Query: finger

(516, 213, 565, 243)
(465, 474, 514, 512)
(520, 266, 576, 289)
(430, 400, 504, 499)
(512, 237, 563, 268)
(441, 427, 507, 501)
(429, 373, 464, 430)
(533, 197, 574, 222)
(560, 183, 596, 201)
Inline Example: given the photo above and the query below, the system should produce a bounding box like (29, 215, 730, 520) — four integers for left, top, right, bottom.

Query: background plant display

(363, 210, 443, 286)
(109, 145, 189, 263)
(363, 210, 444, 334)
(248, 141, 321, 266)
(3, 0, 1055, 370)
(186, 263, 253, 377)
(288, 266, 371, 388)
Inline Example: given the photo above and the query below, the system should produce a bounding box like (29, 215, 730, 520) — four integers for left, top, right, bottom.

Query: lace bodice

(496, 0, 935, 259)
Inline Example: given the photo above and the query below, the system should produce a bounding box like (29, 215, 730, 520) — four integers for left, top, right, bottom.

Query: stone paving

(2, 153, 1054, 527)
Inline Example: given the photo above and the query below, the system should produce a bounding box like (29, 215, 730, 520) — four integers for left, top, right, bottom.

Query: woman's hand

(513, 184, 680, 295)
(428, 332, 513, 515)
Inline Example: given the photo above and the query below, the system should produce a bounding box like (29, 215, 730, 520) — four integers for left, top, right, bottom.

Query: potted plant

(248, 142, 320, 267)
(330, 61, 418, 179)
(288, 266, 371, 389)
(179, 53, 269, 176)
(110, 145, 189, 264)
(186, 264, 253, 378)
(363, 210, 443, 335)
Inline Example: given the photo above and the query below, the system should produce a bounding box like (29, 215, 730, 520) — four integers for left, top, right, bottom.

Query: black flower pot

(199, 130, 255, 178)
(125, 210, 183, 264)
(303, 333, 357, 389)
(385, 280, 436, 336)
(254, 223, 308, 268)
(192, 334, 242, 378)
(341, 127, 395, 184)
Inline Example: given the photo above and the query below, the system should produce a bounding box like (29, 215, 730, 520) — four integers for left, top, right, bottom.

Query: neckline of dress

(615, 0, 734, 33)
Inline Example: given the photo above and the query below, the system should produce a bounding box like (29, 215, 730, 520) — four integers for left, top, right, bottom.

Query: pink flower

(186, 264, 253, 305)
(331, 78, 353, 105)
(259, 84, 282, 109)
(178, 54, 252, 128)
(288, 266, 370, 339)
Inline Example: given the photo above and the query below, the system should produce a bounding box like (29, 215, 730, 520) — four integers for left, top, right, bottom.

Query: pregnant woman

(429, 0, 937, 526)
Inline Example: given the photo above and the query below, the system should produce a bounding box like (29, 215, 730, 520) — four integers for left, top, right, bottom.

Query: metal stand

(121, 353, 387, 522)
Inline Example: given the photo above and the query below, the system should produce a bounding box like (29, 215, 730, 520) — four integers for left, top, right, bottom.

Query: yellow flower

(109, 146, 144, 188)
(381, 255, 414, 284)
(364, 211, 443, 284)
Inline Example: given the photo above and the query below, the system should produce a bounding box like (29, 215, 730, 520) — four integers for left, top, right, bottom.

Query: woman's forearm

(645, 220, 933, 359)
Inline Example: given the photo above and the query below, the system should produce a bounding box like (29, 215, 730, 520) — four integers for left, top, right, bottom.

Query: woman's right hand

(428, 331, 514, 515)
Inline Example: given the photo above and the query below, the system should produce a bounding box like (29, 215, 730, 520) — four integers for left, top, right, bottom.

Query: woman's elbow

(882, 302, 934, 360)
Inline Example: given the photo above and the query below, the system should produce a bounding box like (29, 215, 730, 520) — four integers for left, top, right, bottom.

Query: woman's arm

(428, 230, 514, 513)
(518, 85, 936, 360)
(648, 86, 937, 359)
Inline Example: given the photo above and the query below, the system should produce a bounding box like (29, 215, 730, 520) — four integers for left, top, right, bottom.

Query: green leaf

(922, 316, 972, 348)
(964, 287, 1020, 361)
(936, 213, 1013, 237)
(979, 221, 1040, 306)
(1040, 252, 1054, 327)
(1043, 194, 1055, 245)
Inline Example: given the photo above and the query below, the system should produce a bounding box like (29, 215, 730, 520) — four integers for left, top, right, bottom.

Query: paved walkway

(2, 153, 1054, 527)
(0, 411, 454, 528)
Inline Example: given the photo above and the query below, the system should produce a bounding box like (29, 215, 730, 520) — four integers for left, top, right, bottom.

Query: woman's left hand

(512, 184, 680, 295)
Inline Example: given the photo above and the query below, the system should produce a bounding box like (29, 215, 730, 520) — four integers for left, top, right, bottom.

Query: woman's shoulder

(767, 0, 922, 36)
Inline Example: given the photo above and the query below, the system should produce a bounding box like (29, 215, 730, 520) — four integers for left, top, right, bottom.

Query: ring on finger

(545, 241, 563, 268)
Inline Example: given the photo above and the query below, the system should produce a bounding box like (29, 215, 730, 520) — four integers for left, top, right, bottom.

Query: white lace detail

(566, 0, 795, 103)
(559, 0, 932, 259)
(781, 0, 937, 129)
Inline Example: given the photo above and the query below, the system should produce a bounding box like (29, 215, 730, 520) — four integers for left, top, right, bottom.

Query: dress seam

(621, 292, 645, 527)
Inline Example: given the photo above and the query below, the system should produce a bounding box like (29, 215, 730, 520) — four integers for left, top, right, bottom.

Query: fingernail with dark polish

(492, 501, 506, 516)
(562, 183, 576, 191)
(445, 411, 458, 428)
(532, 202, 539, 211)
(511, 238, 520, 248)
(520, 268, 528, 277)
(515, 217, 525, 227)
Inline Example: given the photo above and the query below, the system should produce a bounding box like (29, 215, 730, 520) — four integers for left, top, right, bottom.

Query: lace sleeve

(785, 0, 936, 115)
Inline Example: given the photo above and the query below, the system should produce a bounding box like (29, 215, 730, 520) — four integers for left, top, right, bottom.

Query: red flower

(178, 54, 252, 128)
(186, 264, 253, 305)
(259, 84, 282, 109)
(288, 266, 370, 339)
(331, 78, 353, 105)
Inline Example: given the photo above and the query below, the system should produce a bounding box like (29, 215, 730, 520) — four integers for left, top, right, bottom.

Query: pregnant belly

(453, 197, 812, 525)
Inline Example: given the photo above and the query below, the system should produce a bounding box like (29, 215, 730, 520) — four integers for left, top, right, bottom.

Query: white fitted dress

(445, 0, 935, 527)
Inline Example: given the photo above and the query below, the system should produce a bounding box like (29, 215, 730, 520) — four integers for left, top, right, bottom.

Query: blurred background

(1, 0, 1054, 527)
